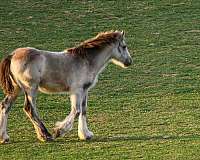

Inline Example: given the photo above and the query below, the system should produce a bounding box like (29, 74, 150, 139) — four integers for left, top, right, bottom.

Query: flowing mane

(66, 31, 121, 57)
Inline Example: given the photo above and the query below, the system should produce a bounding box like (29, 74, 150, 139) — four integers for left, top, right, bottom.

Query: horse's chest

(83, 76, 98, 90)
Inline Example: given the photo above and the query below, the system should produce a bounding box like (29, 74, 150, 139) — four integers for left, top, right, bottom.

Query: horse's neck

(90, 47, 112, 75)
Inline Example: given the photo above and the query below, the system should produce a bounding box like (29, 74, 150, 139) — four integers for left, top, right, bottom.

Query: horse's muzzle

(124, 58, 132, 67)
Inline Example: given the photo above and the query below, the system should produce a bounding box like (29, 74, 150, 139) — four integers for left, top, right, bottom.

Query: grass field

(0, 0, 200, 159)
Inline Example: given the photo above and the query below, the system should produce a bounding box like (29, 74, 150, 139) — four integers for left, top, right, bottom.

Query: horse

(0, 30, 132, 143)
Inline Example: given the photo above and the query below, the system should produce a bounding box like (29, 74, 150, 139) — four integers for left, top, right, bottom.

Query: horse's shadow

(53, 134, 200, 144)
(83, 134, 200, 143)
(4, 134, 200, 145)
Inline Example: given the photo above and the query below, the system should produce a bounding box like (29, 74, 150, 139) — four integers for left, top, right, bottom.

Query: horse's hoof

(86, 135, 93, 140)
(79, 135, 93, 141)
(46, 136, 54, 142)
(79, 131, 94, 140)
(53, 128, 61, 139)
(53, 127, 67, 139)
(37, 134, 53, 142)
(0, 138, 9, 144)
(86, 131, 94, 140)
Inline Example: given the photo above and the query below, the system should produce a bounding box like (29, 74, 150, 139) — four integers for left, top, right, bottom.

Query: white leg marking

(0, 104, 9, 143)
(54, 94, 78, 137)
(55, 111, 75, 136)
(78, 114, 93, 140)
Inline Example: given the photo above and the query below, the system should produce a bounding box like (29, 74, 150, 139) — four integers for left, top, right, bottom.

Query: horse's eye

(122, 45, 127, 49)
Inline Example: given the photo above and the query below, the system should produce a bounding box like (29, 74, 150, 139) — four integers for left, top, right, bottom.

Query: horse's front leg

(53, 89, 82, 138)
(78, 91, 93, 140)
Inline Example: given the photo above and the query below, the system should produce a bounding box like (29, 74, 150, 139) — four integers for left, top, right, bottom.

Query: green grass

(1, 0, 200, 159)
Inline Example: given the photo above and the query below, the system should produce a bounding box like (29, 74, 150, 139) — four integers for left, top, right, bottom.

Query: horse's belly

(38, 82, 69, 94)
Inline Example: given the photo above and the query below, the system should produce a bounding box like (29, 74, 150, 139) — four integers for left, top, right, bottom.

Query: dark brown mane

(66, 31, 122, 58)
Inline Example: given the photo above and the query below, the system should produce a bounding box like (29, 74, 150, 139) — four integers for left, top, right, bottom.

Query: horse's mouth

(124, 58, 132, 67)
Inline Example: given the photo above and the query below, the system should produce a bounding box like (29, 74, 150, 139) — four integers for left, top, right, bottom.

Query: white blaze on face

(111, 59, 128, 68)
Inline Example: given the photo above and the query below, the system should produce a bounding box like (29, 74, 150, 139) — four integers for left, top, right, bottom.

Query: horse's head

(111, 31, 133, 68)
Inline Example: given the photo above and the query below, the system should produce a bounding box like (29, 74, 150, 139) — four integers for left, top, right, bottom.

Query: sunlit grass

(0, 0, 200, 159)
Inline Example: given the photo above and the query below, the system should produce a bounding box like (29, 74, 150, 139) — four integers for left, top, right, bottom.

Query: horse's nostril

(124, 58, 132, 66)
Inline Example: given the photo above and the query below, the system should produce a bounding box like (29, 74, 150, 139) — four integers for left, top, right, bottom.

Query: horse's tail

(0, 55, 15, 95)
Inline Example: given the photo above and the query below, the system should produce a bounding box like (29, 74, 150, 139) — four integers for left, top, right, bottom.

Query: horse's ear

(121, 30, 125, 37)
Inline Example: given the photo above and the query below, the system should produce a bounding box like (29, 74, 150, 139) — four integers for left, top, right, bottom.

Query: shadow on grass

(52, 134, 200, 144)
(87, 134, 200, 143)
(4, 134, 200, 145)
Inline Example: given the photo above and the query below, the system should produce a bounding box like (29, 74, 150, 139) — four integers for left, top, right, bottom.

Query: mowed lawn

(0, 0, 200, 159)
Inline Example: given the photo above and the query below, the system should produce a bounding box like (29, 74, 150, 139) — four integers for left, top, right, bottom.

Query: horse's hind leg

(23, 87, 53, 142)
(0, 89, 19, 144)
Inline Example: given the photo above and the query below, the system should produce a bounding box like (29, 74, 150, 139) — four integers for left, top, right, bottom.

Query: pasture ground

(0, 0, 200, 159)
